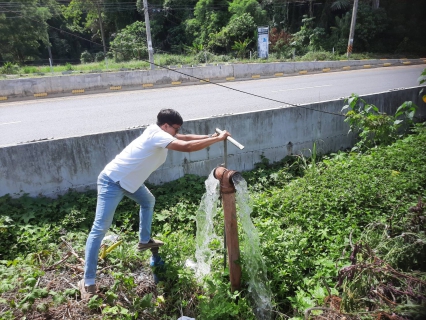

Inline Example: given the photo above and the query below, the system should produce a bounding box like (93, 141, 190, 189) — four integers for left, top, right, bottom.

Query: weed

(342, 93, 418, 151)
(0, 62, 19, 74)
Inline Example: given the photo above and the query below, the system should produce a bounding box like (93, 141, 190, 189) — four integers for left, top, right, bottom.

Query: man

(78, 108, 230, 299)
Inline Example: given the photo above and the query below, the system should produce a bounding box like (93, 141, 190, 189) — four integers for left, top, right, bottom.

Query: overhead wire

(0, 3, 346, 118)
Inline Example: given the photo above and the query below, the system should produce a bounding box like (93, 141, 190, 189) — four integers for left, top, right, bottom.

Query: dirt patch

(0, 262, 157, 319)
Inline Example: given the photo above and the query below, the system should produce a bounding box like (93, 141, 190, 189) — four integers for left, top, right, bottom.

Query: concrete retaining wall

(1, 59, 424, 100)
(1, 86, 424, 198)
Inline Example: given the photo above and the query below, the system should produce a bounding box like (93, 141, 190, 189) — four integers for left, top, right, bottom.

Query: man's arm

(167, 131, 229, 152)
(175, 133, 217, 141)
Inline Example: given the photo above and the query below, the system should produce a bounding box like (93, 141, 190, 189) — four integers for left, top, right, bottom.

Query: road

(0, 65, 424, 147)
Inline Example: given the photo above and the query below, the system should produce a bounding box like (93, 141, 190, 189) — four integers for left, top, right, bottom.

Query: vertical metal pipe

(223, 140, 227, 270)
(224, 140, 228, 168)
(214, 166, 241, 292)
(222, 191, 241, 291)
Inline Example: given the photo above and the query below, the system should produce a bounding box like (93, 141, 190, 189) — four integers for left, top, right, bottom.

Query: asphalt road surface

(0, 64, 424, 147)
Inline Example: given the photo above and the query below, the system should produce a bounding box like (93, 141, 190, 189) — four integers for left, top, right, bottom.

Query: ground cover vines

(1, 123, 425, 319)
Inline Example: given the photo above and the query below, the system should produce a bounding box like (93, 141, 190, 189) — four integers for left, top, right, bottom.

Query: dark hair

(156, 109, 183, 126)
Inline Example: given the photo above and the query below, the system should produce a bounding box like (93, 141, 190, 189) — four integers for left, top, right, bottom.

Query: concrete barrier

(0, 86, 424, 198)
(0, 59, 423, 101)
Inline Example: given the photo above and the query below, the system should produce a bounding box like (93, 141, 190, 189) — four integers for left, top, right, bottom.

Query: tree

(185, 0, 230, 47)
(109, 21, 147, 61)
(290, 13, 330, 55)
(228, 0, 267, 26)
(210, 13, 256, 52)
(329, 13, 351, 53)
(62, 0, 140, 55)
(353, 4, 387, 52)
(0, 0, 59, 62)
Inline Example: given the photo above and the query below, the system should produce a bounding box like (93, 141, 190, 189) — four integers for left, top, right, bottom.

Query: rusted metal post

(214, 166, 241, 292)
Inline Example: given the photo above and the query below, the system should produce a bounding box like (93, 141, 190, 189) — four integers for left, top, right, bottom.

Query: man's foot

(78, 280, 97, 300)
(137, 238, 164, 251)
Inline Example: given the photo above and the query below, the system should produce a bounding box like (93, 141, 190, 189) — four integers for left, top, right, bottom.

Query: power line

(0, 4, 345, 118)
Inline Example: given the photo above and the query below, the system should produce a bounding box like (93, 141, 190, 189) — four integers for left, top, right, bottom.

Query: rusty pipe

(213, 166, 241, 292)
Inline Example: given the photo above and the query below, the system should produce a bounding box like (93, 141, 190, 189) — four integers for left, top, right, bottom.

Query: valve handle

(215, 128, 245, 150)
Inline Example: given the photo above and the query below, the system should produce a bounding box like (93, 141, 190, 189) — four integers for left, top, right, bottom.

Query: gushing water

(195, 170, 273, 319)
(233, 174, 272, 320)
(194, 171, 221, 278)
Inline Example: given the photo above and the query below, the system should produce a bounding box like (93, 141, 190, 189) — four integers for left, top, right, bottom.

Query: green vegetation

(343, 93, 418, 151)
(0, 0, 424, 75)
(1, 112, 425, 318)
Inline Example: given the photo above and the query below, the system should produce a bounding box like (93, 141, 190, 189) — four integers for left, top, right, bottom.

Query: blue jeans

(84, 171, 155, 284)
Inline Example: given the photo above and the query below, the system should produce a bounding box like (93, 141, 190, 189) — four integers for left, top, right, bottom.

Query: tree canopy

(0, 0, 425, 64)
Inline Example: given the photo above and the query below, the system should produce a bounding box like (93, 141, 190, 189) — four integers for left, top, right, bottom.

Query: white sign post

(257, 26, 269, 59)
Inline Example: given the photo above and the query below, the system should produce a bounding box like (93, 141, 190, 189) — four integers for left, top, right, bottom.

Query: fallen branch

(65, 263, 84, 273)
(44, 251, 72, 271)
(35, 276, 42, 288)
(60, 237, 85, 265)
(121, 292, 131, 305)
(99, 265, 113, 273)
(61, 277, 78, 290)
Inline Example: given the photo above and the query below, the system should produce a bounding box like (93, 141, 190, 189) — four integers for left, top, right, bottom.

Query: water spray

(195, 131, 273, 318)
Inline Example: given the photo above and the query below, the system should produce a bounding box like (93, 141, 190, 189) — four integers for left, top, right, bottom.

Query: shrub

(342, 94, 418, 150)
(65, 62, 73, 71)
(80, 50, 93, 63)
(195, 51, 215, 63)
(160, 54, 182, 66)
(0, 62, 19, 74)
(94, 51, 105, 62)
(110, 21, 147, 61)
(22, 66, 38, 74)
(300, 51, 337, 61)
(269, 27, 292, 53)
(215, 54, 231, 62)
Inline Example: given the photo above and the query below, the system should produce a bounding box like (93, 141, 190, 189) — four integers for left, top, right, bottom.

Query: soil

(0, 261, 157, 319)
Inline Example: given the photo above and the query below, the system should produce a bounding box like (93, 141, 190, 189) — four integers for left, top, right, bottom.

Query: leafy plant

(22, 66, 38, 74)
(342, 93, 418, 151)
(418, 67, 426, 98)
(0, 62, 19, 75)
(80, 50, 93, 63)
(232, 39, 251, 59)
(110, 21, 147, 61)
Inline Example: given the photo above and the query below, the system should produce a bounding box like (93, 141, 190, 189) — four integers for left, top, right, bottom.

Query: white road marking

(271, 84, 332, 93)
(0, 121, 21, 126)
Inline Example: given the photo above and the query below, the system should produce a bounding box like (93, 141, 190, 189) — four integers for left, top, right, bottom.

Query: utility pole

(347, 0, 359, 58)
(46, 31, 53, 72)
(308, 0, 313, 18)
(143, 0, 155, 70)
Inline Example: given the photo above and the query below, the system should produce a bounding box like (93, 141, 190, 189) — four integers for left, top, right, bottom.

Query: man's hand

(218, 130, 231, 141)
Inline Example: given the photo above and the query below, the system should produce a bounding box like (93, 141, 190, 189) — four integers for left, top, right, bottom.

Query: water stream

(195, 170, 273, 319)
(194, 171, 221, 278)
